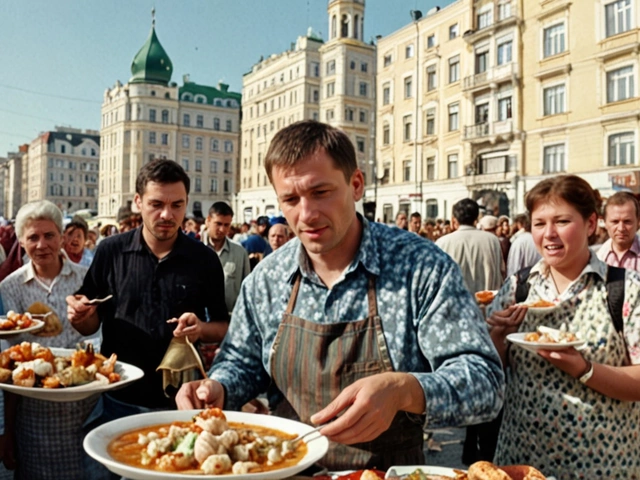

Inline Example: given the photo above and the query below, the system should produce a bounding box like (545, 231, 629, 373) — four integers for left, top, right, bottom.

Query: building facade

(520, 0, 640, 205)
(99, 19, 241, 218)
(1, 145, 28, 219)
(236, 0, 376, 222)
(26, 127, 100, 213)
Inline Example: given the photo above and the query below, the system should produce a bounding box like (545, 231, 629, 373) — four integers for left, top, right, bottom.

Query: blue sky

(0, 0, 452, 156)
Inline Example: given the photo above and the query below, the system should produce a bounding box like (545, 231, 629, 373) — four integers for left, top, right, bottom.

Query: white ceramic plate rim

(83, 410, 329, 480)
(0, 319, 45, 336)
(506, 332, 585, 352)
(385, 465, 465, 477)
(0, 347, 144, 401)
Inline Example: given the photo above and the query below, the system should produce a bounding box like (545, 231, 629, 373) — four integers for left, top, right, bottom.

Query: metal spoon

(84, 295, 113, 305)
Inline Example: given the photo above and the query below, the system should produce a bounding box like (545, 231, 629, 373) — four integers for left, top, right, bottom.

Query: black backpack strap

(605, 266, 626, 334)
(515, 266, 533, 304)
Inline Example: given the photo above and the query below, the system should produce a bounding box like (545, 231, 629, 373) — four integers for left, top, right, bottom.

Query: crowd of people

(0, 120, 635, 479)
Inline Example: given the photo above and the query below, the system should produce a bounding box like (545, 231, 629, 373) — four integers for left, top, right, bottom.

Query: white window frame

(542, 143, 567, 173)
(403, 114, 413, 142)
(426, 63, 437, 91)
(448, 103, 459, 131)
(447, 152, 459, 179)
(498, 1, 512, 21)
(477, 5, 493, 29)
(542, 82, 566, 116)
(404, 75, 413, 99)
(607, 131, 636, 166)
(382, 82, 391, 105)
(448, 56, 460, 83)
(406, 43, 415, 59)
(542, 22, 566, 59)
(497, 96, 513, 121)
(449, 23, 459, 40)
(606, 64, 635, 103)
(604, 0, 632, 38)
(497, 38, 513, 65)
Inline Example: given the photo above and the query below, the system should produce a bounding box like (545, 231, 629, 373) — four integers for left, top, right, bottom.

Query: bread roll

(499, 465, 546, 480)
(467, 461, 511, 480)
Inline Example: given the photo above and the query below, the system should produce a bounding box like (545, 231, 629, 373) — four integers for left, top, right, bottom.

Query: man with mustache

(176, 121, 503, 470)
(597, 191, 640, 271)
(66, 159, 229, 417)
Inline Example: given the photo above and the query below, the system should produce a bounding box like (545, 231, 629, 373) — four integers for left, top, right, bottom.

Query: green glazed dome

(129, 27, 173, 85)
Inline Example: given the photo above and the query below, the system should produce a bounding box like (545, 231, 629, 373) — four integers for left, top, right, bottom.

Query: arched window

(331, 15, 337, 39)
(181, 92, 193, 101)
(341, 14, 349, 38)
(354, 15, 359, 39)
(194, 94, 206, 103)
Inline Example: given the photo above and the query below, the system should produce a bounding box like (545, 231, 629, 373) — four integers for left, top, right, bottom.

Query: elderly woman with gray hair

(0, 200, 107, 479)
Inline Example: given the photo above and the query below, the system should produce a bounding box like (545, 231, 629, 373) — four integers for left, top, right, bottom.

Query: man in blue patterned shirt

(177, 120, 504, 469)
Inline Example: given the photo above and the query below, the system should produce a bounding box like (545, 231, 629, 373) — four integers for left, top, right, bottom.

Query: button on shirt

(77, 227, 229, 408)
(597, 235, 640, 271)
(211, 216, 504, 428)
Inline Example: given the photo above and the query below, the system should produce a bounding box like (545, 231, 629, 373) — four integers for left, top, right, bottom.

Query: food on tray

(385, 469, 466, 480)
(466, 461, 546, 479)
(314, 470, 386, 480)
(108, 408, 308, 475)
(0, 311, 35, 331)
(27, 302, 63, 337)
(523, 325, 578, 344)
(524, 299, 556, 308)
(475, 291, 496, 305)
(0, 342, 120, 388)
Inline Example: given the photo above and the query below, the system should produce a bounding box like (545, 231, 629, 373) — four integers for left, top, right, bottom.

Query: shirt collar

(530, 250, 607, 282)
(23, 250, 74, 284)
(286, 213, 380, 284)
(123, 226, 188, 258)
(457, 225, 476, 231)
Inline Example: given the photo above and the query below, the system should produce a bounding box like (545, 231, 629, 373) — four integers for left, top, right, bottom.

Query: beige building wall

(373, 0, 525, 222)
(100, 81, 240, 218)
(237, 34, 322, 223)
(521, 0, 640, 206)
(26, 127, 100, 213)
(237, 0, 376, 223)
(2, 146, 27, 219)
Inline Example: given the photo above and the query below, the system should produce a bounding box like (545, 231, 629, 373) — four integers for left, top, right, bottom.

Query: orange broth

(108, 421, 308, 474)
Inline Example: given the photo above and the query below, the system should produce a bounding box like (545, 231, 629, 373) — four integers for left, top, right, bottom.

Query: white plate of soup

(84, 409, 329, 480)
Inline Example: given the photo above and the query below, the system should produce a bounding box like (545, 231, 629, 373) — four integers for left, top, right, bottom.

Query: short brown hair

(136, 159, 190, 196)
(525, 175, 598, 221)
(604, 191, 640, 219)
(264, 120, 357, 184)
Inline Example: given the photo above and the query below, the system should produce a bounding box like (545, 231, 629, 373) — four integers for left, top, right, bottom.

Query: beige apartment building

(521, 0, 640, 204)
(1, 145, 28, 219)
(100, 20, 241, 218)
(26, 127, 100, 213)
(374, 0, 523, 222)
(238, 33, 323, 222)
(237, 0, 376, 222)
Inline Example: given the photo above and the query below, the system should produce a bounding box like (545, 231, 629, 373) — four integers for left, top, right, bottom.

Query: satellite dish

(410, 10, 422, 21)
(426, 6, 440, 16)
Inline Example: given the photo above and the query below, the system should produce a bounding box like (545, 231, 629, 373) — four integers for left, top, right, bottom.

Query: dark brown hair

(525, 175, 598, 221)
(264, 120, 357, 183)
(604, 191, 640, 219)
(136, 159, 190, 196)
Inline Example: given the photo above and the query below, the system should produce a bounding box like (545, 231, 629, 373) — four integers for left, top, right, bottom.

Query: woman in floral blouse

(487, 175, 640, 479)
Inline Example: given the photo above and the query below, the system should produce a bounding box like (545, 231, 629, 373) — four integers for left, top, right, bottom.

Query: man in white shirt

(436, 199, 503, 295)
(202, 202, 251, 314)
(506, 213, 541, 277)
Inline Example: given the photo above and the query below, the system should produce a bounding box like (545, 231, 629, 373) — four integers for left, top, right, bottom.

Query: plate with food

(0, 311, 45, 336)
(507, 326, 585, 353)
(83, 408, 329, 480)
(385, 465, 466, 479)
(0, 343, 143, 402)
(474, 291, 497, 306)
(518, 299, 559, 313)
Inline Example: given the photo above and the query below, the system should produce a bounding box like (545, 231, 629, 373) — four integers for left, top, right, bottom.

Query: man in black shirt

(67, 159, 228, 411)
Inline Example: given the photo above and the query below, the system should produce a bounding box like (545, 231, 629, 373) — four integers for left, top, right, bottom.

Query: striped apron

(270, 274, 424, 470)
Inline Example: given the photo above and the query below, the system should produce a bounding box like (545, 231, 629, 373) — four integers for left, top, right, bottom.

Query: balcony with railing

(463, 63, 518, 91)
(464, 119, 514, 142)
(464, 154, 517, 186)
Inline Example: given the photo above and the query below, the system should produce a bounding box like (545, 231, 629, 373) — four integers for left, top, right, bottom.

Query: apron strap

(285, 274, 302, 315)
(367, 276, 377, 318)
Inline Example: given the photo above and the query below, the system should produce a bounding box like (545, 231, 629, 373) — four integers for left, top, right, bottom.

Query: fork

(84, 295, 113, 305)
